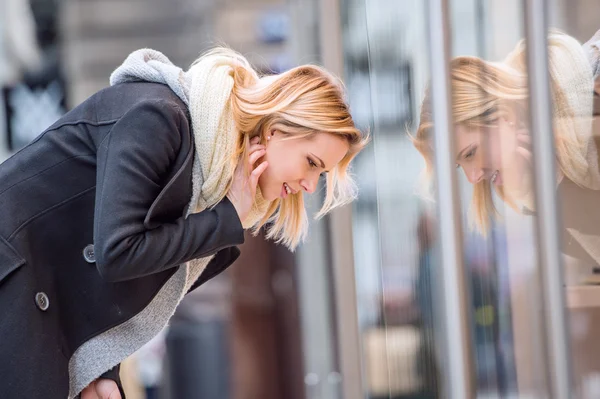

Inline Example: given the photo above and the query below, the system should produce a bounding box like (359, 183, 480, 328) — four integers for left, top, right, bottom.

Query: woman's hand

(227, 136, 268, 223)
(81, 378, 122, 399)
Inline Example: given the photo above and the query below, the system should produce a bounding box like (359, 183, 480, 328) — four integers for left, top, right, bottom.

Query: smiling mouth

(281, 182, 297, 198)
(491, 170, 499, 184)
(284, 183, 297, 194)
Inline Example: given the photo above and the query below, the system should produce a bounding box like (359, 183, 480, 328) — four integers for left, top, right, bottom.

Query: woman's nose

(465, 166, 484, 184)
(300, 176, 318, 194)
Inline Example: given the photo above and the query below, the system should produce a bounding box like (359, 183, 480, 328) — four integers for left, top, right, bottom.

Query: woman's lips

(491, 170, 502, 185)
(280, 182, 298, 198)
(281, 183, 288, 198)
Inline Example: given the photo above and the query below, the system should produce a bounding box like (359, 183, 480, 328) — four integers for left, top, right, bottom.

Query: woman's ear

(265, 130, 276, 143)
(501, 117, 517, 129)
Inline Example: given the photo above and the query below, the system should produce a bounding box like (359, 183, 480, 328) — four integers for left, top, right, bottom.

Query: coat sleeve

(93, 98, 244, 282)
(186, 246, 241, 294)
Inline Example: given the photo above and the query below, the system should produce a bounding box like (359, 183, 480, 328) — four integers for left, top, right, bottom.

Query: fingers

(250, 161, 269, 186)
(248, 146, 266, 166)
(516, 146, 532, 164)
(95, 379, 122, 399)
(517, 130, 531, 147)
(81, 381, 100, 399)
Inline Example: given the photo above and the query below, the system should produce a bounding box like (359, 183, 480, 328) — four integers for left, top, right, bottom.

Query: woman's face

(454, 119, 530, 196)
(257, 130, 350, 201)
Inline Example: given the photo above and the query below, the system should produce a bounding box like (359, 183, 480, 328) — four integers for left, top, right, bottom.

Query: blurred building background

(1, 0, 600, 398)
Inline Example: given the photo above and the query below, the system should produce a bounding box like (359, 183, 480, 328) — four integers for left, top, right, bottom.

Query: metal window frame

(425, 0, 477, 397)
(318, 0, 365, 398)
(523, 0, 573, 397)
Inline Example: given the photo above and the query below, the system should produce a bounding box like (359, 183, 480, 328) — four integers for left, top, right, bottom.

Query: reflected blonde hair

(196, 48, 368, 249)
(411, 31, 595, 233)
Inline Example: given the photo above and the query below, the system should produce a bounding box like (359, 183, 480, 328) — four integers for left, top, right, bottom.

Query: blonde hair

(411, 31, 595, 233)
(195, 48, 368, 249)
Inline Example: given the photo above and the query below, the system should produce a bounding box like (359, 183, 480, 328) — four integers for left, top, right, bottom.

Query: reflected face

(257, 130, 349, 201)
(454, 119, 530, 196)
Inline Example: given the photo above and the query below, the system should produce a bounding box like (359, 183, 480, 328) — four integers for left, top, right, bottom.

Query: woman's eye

(465, 147, 476, 160)
(308, 158, 317, 168)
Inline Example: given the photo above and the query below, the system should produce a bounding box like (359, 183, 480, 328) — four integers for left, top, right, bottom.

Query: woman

(412, 30, 600, 273)
(0, 47, 367, 398)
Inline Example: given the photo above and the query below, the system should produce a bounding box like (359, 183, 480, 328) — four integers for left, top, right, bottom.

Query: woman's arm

(93, 98, 244, 282)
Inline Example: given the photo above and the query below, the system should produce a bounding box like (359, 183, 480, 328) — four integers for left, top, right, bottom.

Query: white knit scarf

(553, 35, 600, 190)
(501, 33, 600, 213)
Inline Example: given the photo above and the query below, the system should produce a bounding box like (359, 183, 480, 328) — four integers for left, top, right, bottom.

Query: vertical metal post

(426, 0, 476, 397)
(318, 0, 365, 398)
(523, 0, 572, 397)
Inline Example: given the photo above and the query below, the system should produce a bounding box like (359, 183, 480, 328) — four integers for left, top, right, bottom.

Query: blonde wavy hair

(195, 47, 368, 249)
(411, 31, 595, 233)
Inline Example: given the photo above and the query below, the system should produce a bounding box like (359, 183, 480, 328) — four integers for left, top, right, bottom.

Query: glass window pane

(338, 0, 600, 397)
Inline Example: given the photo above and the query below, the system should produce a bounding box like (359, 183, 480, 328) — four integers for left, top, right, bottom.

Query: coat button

(83, 244, 95, 263)
(35, 292, 50, 311)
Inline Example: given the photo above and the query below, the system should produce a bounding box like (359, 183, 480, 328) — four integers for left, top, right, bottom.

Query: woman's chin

(257, 182, 273, 201)
(260, 187, 278, 202)
(497, 169, 530, 194)
(502, 181, 533, 204)
(265, 194, 278, 202)
(515, 171, 533, 196)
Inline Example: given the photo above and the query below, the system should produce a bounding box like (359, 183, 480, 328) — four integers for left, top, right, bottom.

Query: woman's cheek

(497, 134, 518, 170)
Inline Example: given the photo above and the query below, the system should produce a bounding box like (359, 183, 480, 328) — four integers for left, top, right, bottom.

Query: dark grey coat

(0, 82, 244, 398)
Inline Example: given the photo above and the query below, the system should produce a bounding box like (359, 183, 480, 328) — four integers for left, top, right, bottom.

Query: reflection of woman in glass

(412, 30, 600, 272)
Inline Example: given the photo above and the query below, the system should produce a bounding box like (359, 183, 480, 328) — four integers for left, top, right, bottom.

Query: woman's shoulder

(86, 82, 190, 126)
